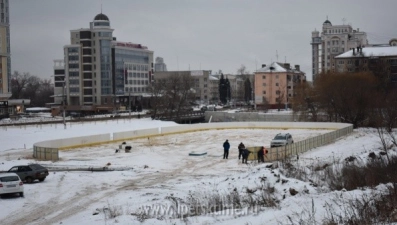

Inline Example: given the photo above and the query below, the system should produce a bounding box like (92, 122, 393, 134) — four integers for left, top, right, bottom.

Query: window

(69, 64, 79, 69)
(276, 75, 279, 79)
(342, 41, 345, 45)
(262, 91, 266, 94)
(69, 71, 79, 77)
(276, 83, 279, 86)
(262, 75, 266, 79)
(262, 83, 266, 86)
(276, 90, 280, 95)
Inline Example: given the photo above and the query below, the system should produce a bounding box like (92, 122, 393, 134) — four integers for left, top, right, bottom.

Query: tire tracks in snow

(2, 158, 217, 225)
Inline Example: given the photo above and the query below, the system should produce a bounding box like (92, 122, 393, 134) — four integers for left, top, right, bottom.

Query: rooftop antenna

(342, 17, 346, 25)
(276, 50, 279, 62)
(101, 0, 103, 13)
(285, 56, 286, 63)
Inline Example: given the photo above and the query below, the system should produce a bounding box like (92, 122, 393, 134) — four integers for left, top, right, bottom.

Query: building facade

(154, 57, 167, 72)
(154, 70, 211, 103)
(334, 45, 397, 83)
(210, 73, 254, 105)
(254, 62, 306, 109)
(58, 13, 153, 113)
(0, 0, 10, 100)
(53, 60, 65, 105)
(311, 19, 368, 80)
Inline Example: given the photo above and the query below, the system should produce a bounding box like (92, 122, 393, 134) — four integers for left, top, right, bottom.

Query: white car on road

(0, 173, 24, 197)
(270, 133, 294, 147)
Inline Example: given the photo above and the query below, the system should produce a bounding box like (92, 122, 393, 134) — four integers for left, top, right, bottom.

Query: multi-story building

(53, 60, 66, 105)
(254, 62, 306, 109)
(58, 13, 153, 114)
(154, 70, 211, 103)
(311, 19, 368, 81)
(334, 45, 397, 83)
(208, 75, 219, 104)
(154, 57, 167, 72)
(0, 0, 11, 100)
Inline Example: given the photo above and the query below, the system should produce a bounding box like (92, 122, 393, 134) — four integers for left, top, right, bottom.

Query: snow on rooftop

(209, 75, 219, 80)
(25, 107, 51, 111)
(335, 46, 397, 58)
(256, 62, 287, 72)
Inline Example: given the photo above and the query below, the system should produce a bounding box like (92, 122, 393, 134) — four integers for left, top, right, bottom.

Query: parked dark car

(7, 164, 49, 183)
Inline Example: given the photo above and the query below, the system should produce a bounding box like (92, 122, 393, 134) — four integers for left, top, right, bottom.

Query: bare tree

(10, 71, 33, 99)
(150, 73, 195, 120)
(35, 79, 54, 107)
(291, 82, 319, 121)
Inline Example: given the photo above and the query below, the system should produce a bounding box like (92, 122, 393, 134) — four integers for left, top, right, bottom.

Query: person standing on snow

(242, 148, 251, 164)
(257, 146, 265, 163)
(223, 140, 230, 159)
(238, 142, 245, 159)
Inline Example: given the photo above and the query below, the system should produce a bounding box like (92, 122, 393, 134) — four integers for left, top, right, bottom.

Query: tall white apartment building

(311, 19, 368, 80)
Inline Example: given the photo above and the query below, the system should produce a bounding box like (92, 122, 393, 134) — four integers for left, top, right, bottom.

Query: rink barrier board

(33, 122, 353, 161)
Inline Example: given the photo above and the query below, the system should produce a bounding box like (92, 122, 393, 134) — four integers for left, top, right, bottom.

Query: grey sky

(10, 0, 397, 81)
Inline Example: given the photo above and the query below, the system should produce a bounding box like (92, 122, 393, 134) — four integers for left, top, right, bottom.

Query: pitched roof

(256, 62, 287, 72)
(335, 46, 397, 58)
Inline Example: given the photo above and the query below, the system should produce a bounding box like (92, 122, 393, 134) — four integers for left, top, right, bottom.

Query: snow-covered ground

(0, 118, 387, 225)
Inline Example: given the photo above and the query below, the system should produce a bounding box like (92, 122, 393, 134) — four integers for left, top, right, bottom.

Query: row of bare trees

(292, 71, 397, 129)
(149, 73, 196, 119)
(10, 71, 54, 107)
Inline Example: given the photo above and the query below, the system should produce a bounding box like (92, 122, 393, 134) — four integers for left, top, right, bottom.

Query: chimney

(113, 37, 117, 41)
(295, 65, 300, 71)
(357, 47, 359, 53)
(352, 48, 355, 55)
(284, 63, 290, 69)
(357, 28, 359, 32)
(261, 64, 266, 68)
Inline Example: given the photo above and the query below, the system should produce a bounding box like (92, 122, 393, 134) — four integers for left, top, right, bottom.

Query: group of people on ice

(223, 140, 268, 164)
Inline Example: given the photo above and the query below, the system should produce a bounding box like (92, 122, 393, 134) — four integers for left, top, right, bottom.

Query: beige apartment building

(254, 62, 306, 109)
(334, 44, 397, 83)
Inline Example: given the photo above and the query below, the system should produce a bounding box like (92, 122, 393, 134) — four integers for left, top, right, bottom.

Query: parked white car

(0, 173, 24, 197)
(270, 133, 294, 147)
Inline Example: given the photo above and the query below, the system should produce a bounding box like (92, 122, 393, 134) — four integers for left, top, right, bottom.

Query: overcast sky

(10, 0, 397, 81)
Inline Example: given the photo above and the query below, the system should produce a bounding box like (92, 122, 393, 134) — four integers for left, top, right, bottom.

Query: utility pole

(128, 92, 131, 118)
(62, 82, 66, 129)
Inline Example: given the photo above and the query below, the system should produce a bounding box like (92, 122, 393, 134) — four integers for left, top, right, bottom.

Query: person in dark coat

(223, 140, 230, 159)
(242, 148, 251, 164)
(257, 147, 265, 163)
(238, 142, 245, 159)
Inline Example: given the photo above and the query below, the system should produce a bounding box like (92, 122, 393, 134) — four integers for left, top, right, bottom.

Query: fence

(264, 125, 353, 162)
(33, 146, 59, 161)
(205, 111, 330, 122)
(33, 122, 353, 161)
